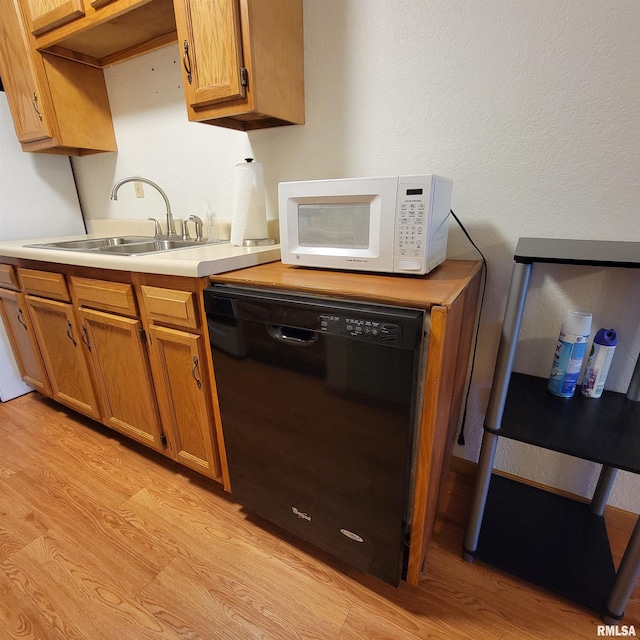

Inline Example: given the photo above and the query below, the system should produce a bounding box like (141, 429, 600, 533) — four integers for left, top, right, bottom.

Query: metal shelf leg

(462, 431, 498, 560)
(462, 260, 532, 560)
(591, 465, 618, 517)
(603, 515, 640, 623)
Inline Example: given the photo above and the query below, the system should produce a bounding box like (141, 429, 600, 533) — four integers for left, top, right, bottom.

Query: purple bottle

(581, 328, 617, 398)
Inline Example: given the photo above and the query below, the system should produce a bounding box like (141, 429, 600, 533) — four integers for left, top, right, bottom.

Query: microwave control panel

(395, 186, 429, 269)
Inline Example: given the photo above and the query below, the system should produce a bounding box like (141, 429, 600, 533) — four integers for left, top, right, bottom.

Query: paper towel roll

(230, 159, 269, 246)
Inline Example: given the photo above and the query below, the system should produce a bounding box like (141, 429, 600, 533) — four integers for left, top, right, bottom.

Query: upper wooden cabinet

(0, 0, 116, 153)
(31, 0, 305, 131)
(22, 0, 86, 36)
(173, 0, 305, 130)
(22, 0, 132, 38)
(0, 0, 303, 153)
(176, 0, 246, 109)
(29, 0, 178, 68)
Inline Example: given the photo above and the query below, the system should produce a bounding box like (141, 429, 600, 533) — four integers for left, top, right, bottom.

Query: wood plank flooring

(0, 392, 638, 639)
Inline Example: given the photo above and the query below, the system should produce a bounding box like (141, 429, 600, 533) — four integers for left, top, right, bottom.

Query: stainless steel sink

(29, 236, 226, 256)
(30, 236, 156, 250)
(98, 238, 221, 255)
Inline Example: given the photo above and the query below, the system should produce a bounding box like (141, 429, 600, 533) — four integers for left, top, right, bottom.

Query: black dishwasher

(204, 285, 425, 585)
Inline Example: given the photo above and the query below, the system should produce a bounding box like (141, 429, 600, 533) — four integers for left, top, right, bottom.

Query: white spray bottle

(581, 328, 617, 398)
(547, 310, 592, 398)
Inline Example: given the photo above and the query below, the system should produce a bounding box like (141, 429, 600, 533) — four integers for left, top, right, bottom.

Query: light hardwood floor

(0, 392, 638, 639)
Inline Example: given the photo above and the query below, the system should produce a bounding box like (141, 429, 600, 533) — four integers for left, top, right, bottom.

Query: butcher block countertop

(211, 259, 483, 309)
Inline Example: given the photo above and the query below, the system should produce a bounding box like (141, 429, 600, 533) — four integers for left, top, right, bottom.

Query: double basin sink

(30, 235, 226, 256)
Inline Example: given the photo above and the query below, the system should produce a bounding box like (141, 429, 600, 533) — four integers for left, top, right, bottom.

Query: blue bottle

(548, 311, 592, 398)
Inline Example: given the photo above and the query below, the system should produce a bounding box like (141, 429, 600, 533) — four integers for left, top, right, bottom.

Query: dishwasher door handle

(268, 324, 318, 346)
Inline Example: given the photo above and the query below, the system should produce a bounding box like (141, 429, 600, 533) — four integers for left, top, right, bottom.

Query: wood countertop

(210, 259, 483, 309)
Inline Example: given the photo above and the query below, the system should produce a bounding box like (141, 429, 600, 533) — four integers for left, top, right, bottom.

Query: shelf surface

(514, 238, 640, 268)
(492, 373, 640, 473)
(473, 474, 616, 612)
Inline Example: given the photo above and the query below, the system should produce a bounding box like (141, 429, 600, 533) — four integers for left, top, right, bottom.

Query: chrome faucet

(110, 177, 177, 238)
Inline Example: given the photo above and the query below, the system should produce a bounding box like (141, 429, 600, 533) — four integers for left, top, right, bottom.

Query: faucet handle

(188, 215, 204, 241)
(180, 219, 192, 241)
(148, 218, 162, 236)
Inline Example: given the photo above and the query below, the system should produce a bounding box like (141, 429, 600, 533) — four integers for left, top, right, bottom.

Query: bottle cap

(563, 310, 592, 337)
(594, 328, 617, 346)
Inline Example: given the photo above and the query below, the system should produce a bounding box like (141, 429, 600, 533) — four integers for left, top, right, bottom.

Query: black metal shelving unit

(463, 238, 640, 623)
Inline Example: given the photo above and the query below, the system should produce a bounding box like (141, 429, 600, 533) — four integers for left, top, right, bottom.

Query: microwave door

(298, 204, 370, 250)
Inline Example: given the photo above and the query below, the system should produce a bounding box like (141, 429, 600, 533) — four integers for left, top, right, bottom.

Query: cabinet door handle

(17, 308, 28, 330)
(67, 321, 77, 346)
(183, 40, 193, 84)
(32, 92, 42, 121)
(191, 355, 202, 389)
(81, 324, 91, 351)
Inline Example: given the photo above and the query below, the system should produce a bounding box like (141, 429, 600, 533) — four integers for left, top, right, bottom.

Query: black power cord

(449, 209, 487, 446)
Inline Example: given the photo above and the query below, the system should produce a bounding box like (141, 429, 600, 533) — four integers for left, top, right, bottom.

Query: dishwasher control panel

(319, 314, 401, 344)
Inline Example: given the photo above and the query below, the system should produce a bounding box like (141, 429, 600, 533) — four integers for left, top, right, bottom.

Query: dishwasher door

(204, 285, 425, 585)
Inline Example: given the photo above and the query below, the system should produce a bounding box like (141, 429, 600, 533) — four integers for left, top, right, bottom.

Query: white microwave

(278, 174, 452, 275)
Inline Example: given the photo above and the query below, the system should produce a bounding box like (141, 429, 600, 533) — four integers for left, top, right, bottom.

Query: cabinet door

(0, 0, 51, 142)
(0, 288, 50, 394)
(25, 295, 100, 419)
(173, 0, 246, 109)
(149, 325, 222, 479)
(21, 0, 85, 36)
(79, 308, 164, 450)
(0, 0, 116, 153)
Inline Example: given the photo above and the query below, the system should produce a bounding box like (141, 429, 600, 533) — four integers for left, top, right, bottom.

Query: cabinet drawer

(18, 268, 70, 301)
(140, 285, 198, 329)
(70, 276, 138, 317)
(0, 264, 20, 291)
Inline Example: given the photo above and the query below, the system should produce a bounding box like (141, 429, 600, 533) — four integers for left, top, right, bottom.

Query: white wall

(71, 0, 640, 513)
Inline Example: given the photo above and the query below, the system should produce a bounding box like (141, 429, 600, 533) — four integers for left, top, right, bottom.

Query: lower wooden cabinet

(78, 307, 163, 450)
(148, 324, 222, 480)
(25, 294, 100, 420)
(0, 287, 50, 394)
(138, 278, 225, 483)
(0, 262, 227, 488)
